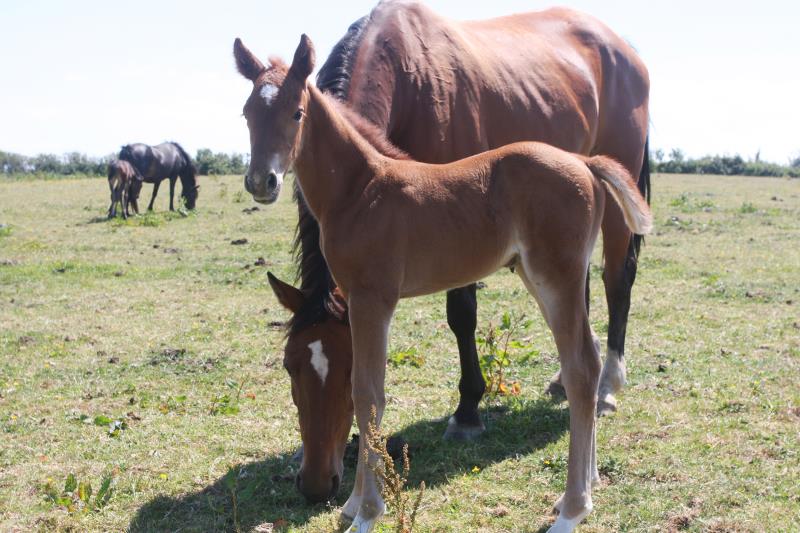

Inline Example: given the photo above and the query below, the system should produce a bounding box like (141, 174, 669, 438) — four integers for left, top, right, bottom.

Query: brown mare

(107, 159, 142, 219)
(246, 1, 651, 504)
(235, 34, 651, 532)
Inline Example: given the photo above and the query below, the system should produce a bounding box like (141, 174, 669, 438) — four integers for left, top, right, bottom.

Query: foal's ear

(267, 271, 305, 314)
(234, 38, 266, 82)
(289, 34, 315, 81)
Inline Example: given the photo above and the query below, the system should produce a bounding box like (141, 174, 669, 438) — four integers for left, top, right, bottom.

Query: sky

(1, 1, 798, 163)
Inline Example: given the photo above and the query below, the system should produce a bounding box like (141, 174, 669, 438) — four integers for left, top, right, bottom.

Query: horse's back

(354, 2, 648, 164)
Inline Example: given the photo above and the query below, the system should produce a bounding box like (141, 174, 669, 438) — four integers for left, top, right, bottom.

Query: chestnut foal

(235, 36, 651, 532)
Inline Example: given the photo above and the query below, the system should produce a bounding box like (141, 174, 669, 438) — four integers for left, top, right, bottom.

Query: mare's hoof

(545, 380, 567, 401)
(597, 393, 617, 417)
(443, 416, 485, 441)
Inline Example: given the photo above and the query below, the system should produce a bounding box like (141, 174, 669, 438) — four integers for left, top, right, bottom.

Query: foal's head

(234, 36, 315, 204)
(267, 273, 353, 503)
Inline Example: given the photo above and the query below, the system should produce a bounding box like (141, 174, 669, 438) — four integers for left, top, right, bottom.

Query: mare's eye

(293, 108, 304, 122)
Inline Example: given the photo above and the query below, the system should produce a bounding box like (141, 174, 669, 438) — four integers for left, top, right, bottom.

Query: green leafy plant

(209, 380, 245, 416)
(388, 347, 425, 368)
(476, 312, 537, 397)
(44, 473, 113, 513)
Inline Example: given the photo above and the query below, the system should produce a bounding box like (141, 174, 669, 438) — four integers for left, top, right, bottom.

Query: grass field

(1, 173, 798, 532)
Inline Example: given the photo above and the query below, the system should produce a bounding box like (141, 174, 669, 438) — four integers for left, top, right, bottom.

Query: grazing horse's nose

(295, 472, 339, 503)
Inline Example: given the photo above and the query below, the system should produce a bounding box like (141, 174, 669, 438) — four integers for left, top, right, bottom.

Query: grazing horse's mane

(288, 13, 410, 335)
(169, 141, 197, 180)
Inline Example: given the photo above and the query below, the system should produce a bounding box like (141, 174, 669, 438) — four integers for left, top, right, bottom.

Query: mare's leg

(168, 176, 177, 211)
(147, 180, 160, 211)
(518, 262, 600, 533)
(598, 201, 637, 415)
(444, 284, 486, 440)
(342, 291, 395, 531)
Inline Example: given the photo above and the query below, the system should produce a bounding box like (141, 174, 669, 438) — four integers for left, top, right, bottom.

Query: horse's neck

(293, 87, 378, 221)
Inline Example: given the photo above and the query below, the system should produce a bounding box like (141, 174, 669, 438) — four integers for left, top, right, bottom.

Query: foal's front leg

(343, 291, 396, 532)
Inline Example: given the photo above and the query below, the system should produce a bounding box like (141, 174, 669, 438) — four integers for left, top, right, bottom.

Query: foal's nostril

(267, 172, 278, 189)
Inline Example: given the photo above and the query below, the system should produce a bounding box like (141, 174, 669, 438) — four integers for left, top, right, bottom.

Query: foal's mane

(288, 13, 412, 335)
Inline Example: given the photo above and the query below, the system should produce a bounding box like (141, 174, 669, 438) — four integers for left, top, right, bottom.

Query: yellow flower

(159, 473, 168, 480)
(471, 466, 481, 473)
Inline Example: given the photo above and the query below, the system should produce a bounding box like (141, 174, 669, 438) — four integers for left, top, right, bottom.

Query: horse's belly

(398, 237, 516, 298)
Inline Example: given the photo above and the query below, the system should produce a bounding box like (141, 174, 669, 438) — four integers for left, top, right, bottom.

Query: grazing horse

(245, 1, 651, 503)
(235, 35, 652, 532)
(118, 142, 199, 211)
(107, 159, 142, 219)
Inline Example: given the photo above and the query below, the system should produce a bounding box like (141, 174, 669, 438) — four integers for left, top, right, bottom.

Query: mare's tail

(585, 156, 653, 235)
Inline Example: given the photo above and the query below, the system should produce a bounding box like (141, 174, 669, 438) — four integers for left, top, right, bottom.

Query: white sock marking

(308, 340, 329, 385)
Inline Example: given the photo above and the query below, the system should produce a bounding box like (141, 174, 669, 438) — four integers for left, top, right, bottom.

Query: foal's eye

(293, 108, 304, 122)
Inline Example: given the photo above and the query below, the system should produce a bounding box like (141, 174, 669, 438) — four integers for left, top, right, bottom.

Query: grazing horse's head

(267, 272, 353, 503)
(233, 36, 315, 204)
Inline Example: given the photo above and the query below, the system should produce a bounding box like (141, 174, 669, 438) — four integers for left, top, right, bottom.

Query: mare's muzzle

(296, 471, 340, 503)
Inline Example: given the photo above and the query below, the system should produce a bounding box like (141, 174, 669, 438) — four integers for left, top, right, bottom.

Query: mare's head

(267, 272, 353, 503)
(233, 35, 315, 204)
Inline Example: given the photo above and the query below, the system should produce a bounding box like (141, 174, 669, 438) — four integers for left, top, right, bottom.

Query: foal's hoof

(545, 380, 567, 401)
(443, 416, 485, 441)
(597, 393, 617, 417)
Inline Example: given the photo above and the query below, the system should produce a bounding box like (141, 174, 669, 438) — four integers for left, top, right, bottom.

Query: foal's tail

(585, 156, 653, 235)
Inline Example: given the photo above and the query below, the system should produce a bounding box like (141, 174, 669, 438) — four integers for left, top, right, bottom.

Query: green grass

(1, 174, 799, 532)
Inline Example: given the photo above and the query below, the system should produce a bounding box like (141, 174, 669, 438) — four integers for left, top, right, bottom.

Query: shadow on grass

(128, 397, 568, 532)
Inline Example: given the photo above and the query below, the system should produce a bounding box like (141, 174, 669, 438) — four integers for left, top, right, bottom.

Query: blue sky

(1, 1, 798, 163)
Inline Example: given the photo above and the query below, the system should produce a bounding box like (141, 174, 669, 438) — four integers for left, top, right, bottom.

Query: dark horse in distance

(118, 142, 199, 211)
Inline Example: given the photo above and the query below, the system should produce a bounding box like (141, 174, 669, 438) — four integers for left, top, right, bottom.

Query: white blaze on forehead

(308, 340, 329, 385)
(260, 83, 278, 105)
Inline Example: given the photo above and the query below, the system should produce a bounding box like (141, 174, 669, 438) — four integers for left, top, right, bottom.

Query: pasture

(0, 173, 798, 532)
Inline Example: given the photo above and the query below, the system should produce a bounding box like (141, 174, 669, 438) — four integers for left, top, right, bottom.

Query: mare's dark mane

(288, 14, 375, 335)
(316, 16, 370, 99)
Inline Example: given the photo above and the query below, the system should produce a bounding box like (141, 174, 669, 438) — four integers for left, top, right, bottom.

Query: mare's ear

(267, 271, 305, 313)
(289, 34, 315, 81)
(234, 38, 266, 82)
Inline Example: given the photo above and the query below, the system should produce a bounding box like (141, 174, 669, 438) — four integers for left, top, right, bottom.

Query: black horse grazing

(118, 142, 198, 211)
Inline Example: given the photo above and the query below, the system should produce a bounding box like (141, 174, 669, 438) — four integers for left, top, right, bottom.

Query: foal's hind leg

(546, 269, 600, 401)
(444, 284, 486, 440)
(518, 264, 600, 532)
(121, 187, 128, 220)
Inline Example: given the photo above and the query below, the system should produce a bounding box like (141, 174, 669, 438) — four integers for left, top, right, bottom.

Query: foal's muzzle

(244, 170, 281, 204)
